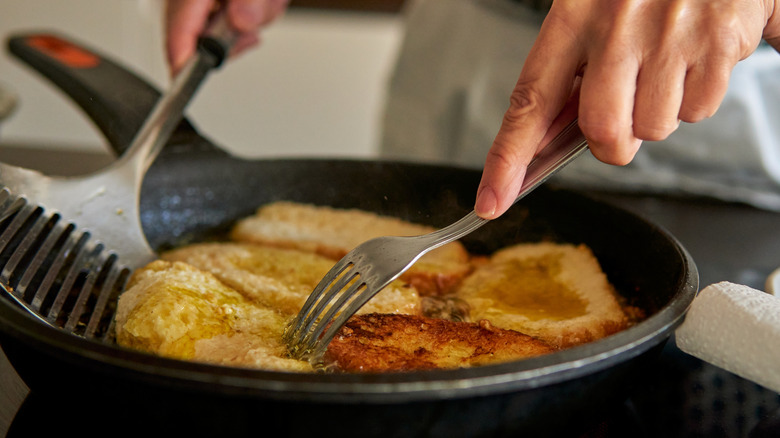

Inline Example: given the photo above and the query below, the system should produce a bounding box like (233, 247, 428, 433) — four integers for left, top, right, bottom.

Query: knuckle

(632, 120, 677, 142)
(579, 119, 622, 149)
(680, 69, 729, 123)
(700, 5, 753, 60)
(503, 85, 547, 128)
(579, 120, 640, 166)
(678, 105, 712, 123)
(485, 140, 523, 173)
(589, 145, 637, 166)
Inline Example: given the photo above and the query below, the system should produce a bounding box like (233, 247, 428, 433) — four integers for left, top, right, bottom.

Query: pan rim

(0, 157, 699, 403)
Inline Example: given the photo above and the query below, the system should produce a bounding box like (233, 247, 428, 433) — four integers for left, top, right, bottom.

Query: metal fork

(0, 17, 234, 340)
(284, 119, 590, 361)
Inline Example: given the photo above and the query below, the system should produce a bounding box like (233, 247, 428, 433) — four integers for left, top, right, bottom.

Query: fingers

(226, 0, 289, 54)
(630, 3, 687, 142)
(476, 0, 770, 220)
(766, 5, 780, 51)
(677, 22, 740, 124)
(475, 9, 585, 219)
(577, 24, 643, 165)
(679, 62, 731, 123)
(166, 0, 214, 75)
(165, 0, 290, 75)
(632, 58, 685, 141)
(227, 0, 289, 31)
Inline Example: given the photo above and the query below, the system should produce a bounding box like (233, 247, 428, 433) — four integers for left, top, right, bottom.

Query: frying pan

(0, 33, 698, 437)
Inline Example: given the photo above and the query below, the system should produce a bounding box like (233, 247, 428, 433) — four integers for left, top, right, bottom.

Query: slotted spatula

(0, 15, 235, 340)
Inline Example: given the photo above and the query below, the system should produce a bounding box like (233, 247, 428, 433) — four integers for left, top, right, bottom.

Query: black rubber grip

(6, 32, 200, 157)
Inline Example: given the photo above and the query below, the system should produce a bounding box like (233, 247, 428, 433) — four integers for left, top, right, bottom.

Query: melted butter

(231, 250, 329, 286)
(482, 253, 587, 321)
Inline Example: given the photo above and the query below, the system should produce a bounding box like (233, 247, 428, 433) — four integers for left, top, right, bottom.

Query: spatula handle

(120, 12, 237, 172)
(7, 33, 167, 156)
(6, 11, 239, 160)
(198, 11, 240, 67)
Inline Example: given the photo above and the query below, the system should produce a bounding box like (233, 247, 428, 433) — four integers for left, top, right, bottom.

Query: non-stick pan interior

(0, 150, 697, 405)
(141, 146, 691, 317)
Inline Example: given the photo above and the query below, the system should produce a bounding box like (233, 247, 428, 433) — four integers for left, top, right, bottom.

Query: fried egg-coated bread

(325, 313, 555, 372)
(229, 201, 472, 295)
(456, 243, 633, 349)
(115, 260, 312, 372)
(162, 242, 420, 317)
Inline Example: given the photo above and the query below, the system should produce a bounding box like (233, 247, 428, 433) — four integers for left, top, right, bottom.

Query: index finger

(166, 0, 215, 75)
(475, 12, 585, 219)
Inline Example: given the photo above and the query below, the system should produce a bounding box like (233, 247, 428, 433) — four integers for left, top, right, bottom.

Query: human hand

(474, 0, 780, 219)
(165, 0, 289, 76)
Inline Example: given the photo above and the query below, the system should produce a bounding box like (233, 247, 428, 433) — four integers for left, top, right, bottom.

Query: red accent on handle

(26, 35, 99, 69)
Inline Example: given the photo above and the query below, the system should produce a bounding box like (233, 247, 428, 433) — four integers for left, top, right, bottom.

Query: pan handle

(6, 32, 218, 158)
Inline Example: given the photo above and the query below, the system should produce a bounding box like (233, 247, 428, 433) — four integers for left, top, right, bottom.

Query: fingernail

(171, 59, 185, 76)
(475, 186, 497, 218)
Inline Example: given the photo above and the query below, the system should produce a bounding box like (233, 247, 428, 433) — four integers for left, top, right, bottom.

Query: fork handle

(427, 119, 588, 249)
(514, 118, 589, 205)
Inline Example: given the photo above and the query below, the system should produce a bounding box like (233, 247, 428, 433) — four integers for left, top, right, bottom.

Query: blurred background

(0, 0, 406, 159)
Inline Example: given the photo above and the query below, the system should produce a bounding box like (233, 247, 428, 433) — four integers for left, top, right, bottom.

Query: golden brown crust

(161, 242, 421, 318)
(115, 260, 313, 372)
(325, 313, 555, 372)
(229, 201, 473, 295)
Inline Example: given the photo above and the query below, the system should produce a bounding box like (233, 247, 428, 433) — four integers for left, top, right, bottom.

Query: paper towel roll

(676, 281, 780, 393)
(767, 267, 780, 296)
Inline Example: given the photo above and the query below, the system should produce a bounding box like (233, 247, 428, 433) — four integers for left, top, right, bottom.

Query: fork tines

(283, 258, 372, 361)
(0, 188, 131, 340)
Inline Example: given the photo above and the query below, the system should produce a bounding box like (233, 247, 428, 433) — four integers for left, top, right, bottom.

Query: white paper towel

(676, 281, 780, 393)
(767, 268, 780, 296)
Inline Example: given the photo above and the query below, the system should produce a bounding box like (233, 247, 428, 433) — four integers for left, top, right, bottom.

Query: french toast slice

(115, 260, 313, 372)
(325, 313, 555, 372)
(455, 242, 635, 349)
(229, 201, 473, 295)
(162, 242, 421, 317)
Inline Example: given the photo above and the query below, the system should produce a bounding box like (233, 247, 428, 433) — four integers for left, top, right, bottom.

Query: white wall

(0, 1, 404, 158)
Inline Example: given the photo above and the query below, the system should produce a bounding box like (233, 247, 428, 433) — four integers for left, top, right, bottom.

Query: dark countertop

(0, 146, 779, 437)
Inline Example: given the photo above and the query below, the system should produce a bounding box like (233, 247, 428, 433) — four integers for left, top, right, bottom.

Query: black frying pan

(0, 33, 698, 437)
